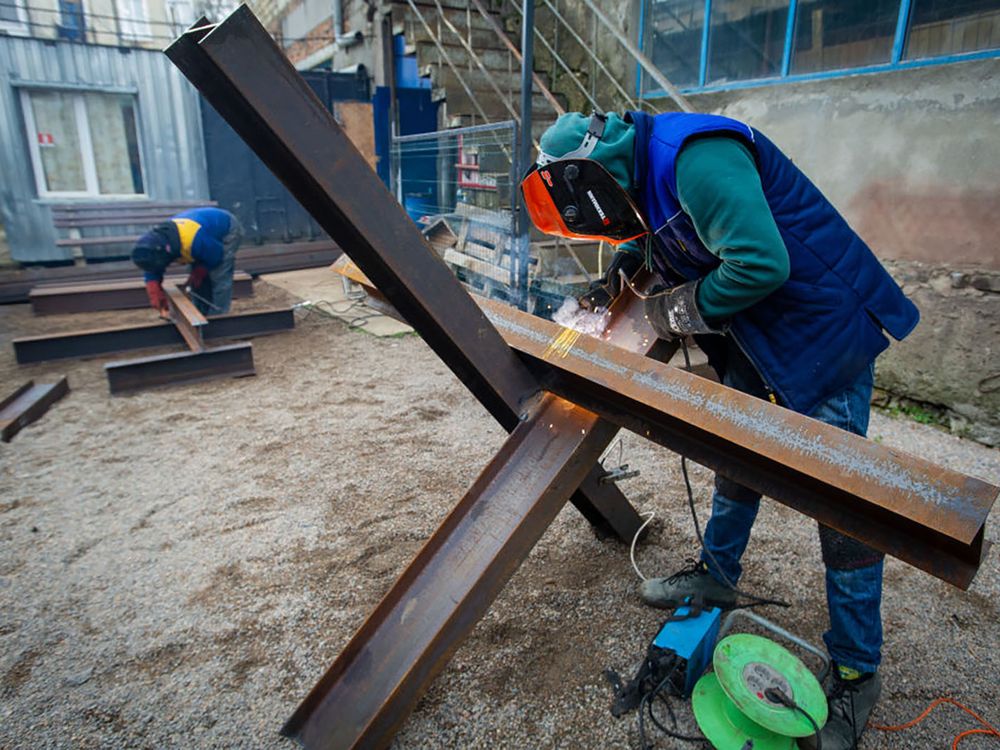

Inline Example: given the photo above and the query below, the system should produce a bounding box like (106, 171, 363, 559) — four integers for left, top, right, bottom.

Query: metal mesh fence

(390, 120, 612, 317)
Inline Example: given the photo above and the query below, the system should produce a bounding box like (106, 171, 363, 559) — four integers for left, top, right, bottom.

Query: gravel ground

(1, 280, 998, 749)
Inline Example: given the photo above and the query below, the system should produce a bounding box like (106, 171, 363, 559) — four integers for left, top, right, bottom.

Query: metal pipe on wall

(332, 0, 363, 47)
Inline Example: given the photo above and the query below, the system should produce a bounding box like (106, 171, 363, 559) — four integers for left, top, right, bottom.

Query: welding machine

(605, 601, 722, 718)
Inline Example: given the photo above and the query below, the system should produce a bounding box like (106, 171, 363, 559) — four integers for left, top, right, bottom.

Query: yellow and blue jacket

(141, 207, 234, 282)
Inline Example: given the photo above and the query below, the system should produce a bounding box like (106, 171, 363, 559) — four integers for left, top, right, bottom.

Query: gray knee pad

(714, 474, 760, 504)
(819, 525, 884, 569)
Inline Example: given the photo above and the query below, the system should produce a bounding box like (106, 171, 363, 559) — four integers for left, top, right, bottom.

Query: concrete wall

(689, 59, 1000, 269)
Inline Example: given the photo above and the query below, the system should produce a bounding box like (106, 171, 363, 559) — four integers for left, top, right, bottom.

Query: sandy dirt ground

(1, 276, 998, 749)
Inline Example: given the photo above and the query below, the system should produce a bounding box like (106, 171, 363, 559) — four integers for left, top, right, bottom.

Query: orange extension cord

(871, 697, 1000, 749)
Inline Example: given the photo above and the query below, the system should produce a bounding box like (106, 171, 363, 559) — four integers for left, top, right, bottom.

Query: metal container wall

(0, 36, 210, 263)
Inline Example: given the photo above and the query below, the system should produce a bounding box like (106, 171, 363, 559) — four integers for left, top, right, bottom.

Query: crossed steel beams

(165, 8, 996, 749)
(337, 257, 995, 590)
(165, 8, 645, 544)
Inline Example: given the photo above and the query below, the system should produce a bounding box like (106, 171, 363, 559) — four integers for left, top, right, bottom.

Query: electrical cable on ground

(871, 696, 1000, 749)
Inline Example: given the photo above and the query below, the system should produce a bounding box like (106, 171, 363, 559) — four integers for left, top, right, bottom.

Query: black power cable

(765, 687, 823, 750)
(677, 338, 790, 610)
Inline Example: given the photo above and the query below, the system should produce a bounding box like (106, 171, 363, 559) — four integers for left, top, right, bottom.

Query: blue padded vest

(628, 111, 919, 414)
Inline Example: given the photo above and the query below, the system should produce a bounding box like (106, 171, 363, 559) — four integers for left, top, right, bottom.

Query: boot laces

(665, 559, 706, 584)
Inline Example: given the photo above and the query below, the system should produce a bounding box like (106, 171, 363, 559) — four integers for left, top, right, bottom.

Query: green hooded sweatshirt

(537, 113, 789, 320)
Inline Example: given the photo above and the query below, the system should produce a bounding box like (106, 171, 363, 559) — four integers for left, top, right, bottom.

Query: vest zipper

(728, 328, 780, 405)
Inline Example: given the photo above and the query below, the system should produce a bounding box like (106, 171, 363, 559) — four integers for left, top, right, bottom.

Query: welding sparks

(552, 298, 610, 337)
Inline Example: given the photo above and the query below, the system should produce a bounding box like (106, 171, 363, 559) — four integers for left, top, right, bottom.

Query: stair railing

(504, 0, 694, 114)
(404, 0, 555, 150)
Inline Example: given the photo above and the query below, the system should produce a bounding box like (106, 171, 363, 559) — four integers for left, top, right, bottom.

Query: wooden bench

(51, 200, 218, 262)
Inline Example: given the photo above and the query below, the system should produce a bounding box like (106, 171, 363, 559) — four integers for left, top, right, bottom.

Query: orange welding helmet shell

(520, 158, 649, 245)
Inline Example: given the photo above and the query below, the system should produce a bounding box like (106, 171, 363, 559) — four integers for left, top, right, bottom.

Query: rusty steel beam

(479, 295, 997, 590)
(283, 392, 619, 748)
(105, 342, 255, 394)
(13, 307, 295, 364)
(167, 287, 207, 352)
(28, 273, 253, 315)
(333, 256, 997, 587)
(164, 8, 646, 543)
(0, 377, 70, 442)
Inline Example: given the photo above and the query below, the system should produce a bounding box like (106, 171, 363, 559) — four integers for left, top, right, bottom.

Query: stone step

(416, 42, 518, 73)
(393, 0, 505, 11)
(397, 4, 499, 35)
(404, 19, 506, 50)
(424, 64, 550, 95)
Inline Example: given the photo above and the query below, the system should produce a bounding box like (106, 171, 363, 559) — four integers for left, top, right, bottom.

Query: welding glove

(186, 264, 209, 292)
(145, 280, 169, 314)
(578, 249, 643, 311)
(643, 280, 722, 338)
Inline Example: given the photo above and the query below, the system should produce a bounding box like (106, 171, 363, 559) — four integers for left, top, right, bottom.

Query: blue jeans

(193, 216, 243, 316)
(699, 355, 884, 674)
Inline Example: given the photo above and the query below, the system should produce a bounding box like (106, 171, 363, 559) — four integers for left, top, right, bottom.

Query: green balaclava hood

(538, 112, 636, 193)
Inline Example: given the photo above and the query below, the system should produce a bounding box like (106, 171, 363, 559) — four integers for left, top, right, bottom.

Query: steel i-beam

(13, 308, 295, 364)
(28, 273, 254, 315)
(335, 256, 997, 588)
(164, 7, 646, 543)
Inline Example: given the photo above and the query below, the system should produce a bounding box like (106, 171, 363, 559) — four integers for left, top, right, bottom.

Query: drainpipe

(332, 0, 363, 47)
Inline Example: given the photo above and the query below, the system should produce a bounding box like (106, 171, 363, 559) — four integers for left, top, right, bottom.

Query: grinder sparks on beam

(522, 109, 922, 750)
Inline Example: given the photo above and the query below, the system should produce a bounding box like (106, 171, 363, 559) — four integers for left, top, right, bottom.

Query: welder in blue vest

(130, 207, 243, 316)
(523, 111, 920, 750)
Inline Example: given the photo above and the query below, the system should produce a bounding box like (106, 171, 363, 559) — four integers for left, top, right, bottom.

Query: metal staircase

(388, 0, 691, 314)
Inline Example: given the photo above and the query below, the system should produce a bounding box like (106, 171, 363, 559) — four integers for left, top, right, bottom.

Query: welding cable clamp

(643, 280, 723, 337)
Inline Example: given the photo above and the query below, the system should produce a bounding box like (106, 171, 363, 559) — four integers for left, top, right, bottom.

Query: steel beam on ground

(165, 8, 645, 543)
(13, 308, 295, 364)
(0, 242, 339, 304)
(0, 377, 70, 442)
(167, 287, 207, 351)
(105, 342, 255, 394)
(28, 273, 254, 315)
(282, 392, 618, 748)
(478, 295, 997, 590)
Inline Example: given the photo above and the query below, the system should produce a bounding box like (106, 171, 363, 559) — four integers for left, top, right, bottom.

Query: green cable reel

(692, 634, 828, 750)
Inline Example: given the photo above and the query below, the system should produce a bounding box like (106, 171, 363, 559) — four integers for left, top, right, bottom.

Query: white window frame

(0, 0, 30, 36)
(21, 88, 148, 200)
(117, 0, 153, 42)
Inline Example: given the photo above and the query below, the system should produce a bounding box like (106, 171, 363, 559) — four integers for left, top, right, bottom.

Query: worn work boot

(639, 560, 737, 610)
(798, 667, 882, 750)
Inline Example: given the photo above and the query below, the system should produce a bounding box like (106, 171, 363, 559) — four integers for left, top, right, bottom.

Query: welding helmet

(520, 112, 649, 245)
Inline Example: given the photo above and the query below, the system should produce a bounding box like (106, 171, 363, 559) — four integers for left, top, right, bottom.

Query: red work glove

(145, 280, 169, 314)
(186, 265, 209, 291)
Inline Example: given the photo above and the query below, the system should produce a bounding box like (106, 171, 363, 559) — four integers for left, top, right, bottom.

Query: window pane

(1, 0, 22, 24)
(28, 91, 87, 194)
(644, 0, 705, 91)
(83, 93, 144, 195)
(707, 0, 790, 84)
(906, 0, 1000, 59)
(791, 0, 898, 74)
